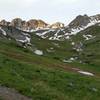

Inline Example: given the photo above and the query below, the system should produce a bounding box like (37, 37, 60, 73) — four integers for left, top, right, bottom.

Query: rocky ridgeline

(68, 14, 100, 29)
(0, 18, 65, 31)
(0, 14, 100, 40)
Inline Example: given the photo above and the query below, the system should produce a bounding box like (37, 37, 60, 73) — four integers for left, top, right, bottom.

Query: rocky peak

(10, 18, 24, 29)
(24, 19, 37, 30)
(0, 19, 10, 26)
(10, 18, 48, 31)
(90, 14, 100, 21)
(49, 22, 64, 29)
(0, 19, 65, 31)
(68, 14, 91, 29)
(24, 19, 48, 31)
(37, 20, 48, 29)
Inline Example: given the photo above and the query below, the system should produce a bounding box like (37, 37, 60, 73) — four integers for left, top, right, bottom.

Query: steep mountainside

(33, 14, 100, 40)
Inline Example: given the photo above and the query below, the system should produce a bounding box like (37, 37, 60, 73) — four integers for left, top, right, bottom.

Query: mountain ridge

(0, 18, 65, 31)
(0, 14, 100, 43)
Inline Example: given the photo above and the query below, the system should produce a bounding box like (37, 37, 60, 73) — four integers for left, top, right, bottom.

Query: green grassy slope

(0, 33, 100, 100)
(0, 25, 100, 100)
(71, 25, 100, 69)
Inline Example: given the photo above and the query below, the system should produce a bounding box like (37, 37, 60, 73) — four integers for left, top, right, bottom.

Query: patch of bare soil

(0, 86, 32, 100)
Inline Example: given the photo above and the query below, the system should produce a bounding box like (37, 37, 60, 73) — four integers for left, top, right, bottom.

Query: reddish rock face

(36, 20, 48, 29)
(49, 22, 64, 29)
(0, 18, 64, 31)
(26, 19, 48, 30)
(9, 18, 48, 31)
(0, 18, 65, 31)
(3, 18, 48, 30)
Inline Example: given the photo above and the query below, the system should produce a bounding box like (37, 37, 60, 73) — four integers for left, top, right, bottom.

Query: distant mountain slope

(0, 14, 100, 40)
(0, 21, 100, 66)
(32, 14, 100, 40)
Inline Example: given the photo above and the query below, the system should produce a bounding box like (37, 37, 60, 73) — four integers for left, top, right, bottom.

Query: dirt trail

(0, 86, 32, 100)
(0, 49, 99, 77)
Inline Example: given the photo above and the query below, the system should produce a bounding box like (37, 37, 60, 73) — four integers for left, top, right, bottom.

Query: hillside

(0, 14, 100, 100)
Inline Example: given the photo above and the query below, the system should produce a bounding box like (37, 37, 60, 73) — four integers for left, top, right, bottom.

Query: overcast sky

(0, 0, 100, 24)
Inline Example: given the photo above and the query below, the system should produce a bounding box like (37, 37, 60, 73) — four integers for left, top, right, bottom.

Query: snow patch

(16, 36, 31, 44)
(52, 43, 60, 47)
(50, 47, 54, 50)
(34, 50, 43, 55)
(0, 27, 6, 36)
(16, 32, 31, 45)
(46, 49, 54, 53)
(25, 36, 31, 43)
(70, 19, 100, 35)
(83, 34, 95, 40)
(36, 29, 55, 37)
(65, 36, 70, 39)
(78, 71, 94, 76)
(16, 39, 26, 43)
(63, 57, 76, 63)
(55, 30, 60, 37)
(71, 42, 75, 45)
(63, 59, 72, 63)
(71, 28, 82, 35)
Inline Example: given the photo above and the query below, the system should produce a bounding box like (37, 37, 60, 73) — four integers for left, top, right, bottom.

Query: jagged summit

(0, 18, 64, 31)
(33, 14, 100, 40)
(49, 22, 64, 29)
(0, 14, 100, 40)
(68, 14, 100, 29)
(68, 14, 91, 29)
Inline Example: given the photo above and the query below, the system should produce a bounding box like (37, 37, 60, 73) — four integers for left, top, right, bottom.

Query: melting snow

(47, 49, 54, 53)
(70, 19, 100, 35)
(24, 18, 100, 41)
(36, 29, 55, 37)
(0, 27, 6, 36)
(25, 36, 31, 43)
(16, 36, 30, 43)
(78, 71, 94, 76)
(16, 32, 31, 45)
(71, 42, 75, 45)
(55, 30, 60, 37)
(71, 28, 82, 35)
(50, 47, 54, 50)
(52, 43, 60, 47)
(16, 35, 31, 45)
(16, 39, 26, 43)
(83, 34, 95, 40)
(65, 36, 70, 39)
(34, 50, 43, 55)
(63, 59, 72, 63)
(63, 57, 75, 63)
